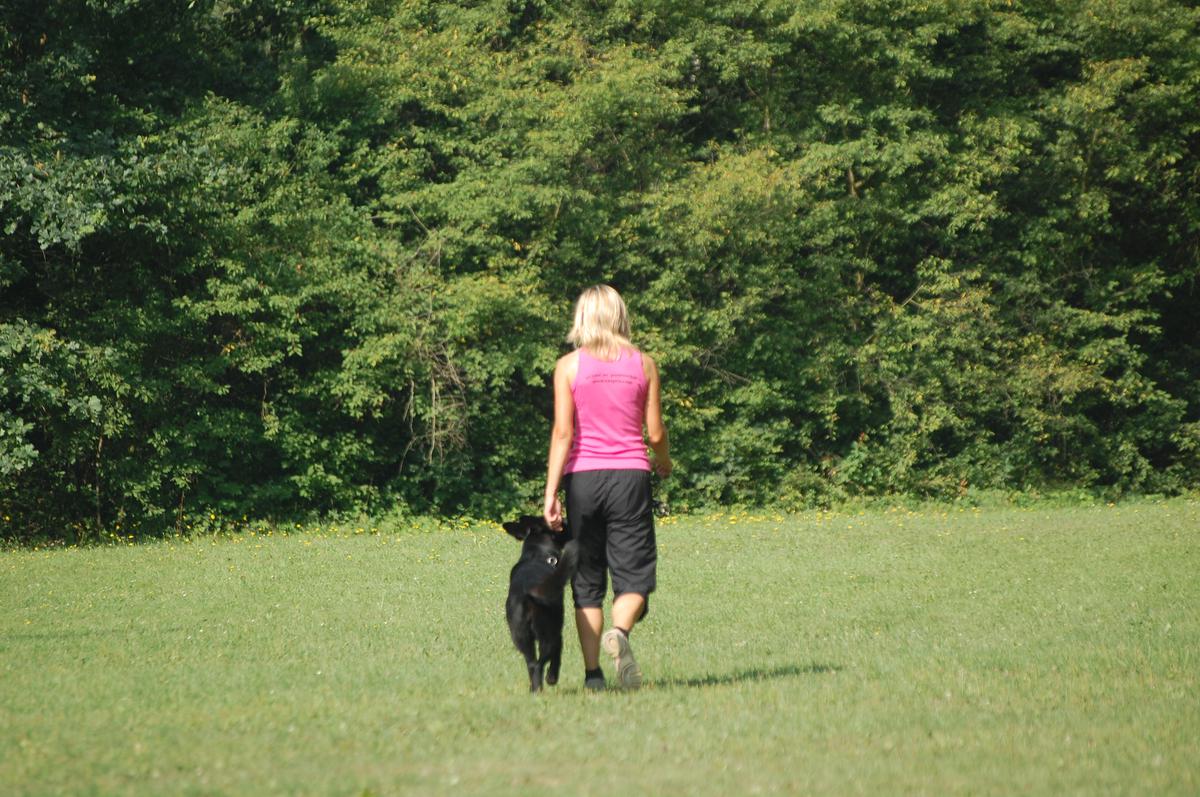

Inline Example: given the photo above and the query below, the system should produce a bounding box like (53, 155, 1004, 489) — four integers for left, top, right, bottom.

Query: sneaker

(600, 629, 642, 690)
(584, 672, 607, 691)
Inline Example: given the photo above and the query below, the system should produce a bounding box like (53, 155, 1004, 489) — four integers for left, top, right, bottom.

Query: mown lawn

(2, 500, 1197, 796)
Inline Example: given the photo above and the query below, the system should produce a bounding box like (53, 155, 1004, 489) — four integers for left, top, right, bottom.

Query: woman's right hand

(653, 455, 672, 479)
(544, 494, 564, 532)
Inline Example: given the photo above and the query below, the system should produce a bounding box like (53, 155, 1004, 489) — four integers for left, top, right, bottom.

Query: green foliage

(2, 0, 1198, 537)
(0, 321, 129, 538)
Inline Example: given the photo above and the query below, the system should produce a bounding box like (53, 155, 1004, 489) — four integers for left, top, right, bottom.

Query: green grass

(2, 500, 1198, 795)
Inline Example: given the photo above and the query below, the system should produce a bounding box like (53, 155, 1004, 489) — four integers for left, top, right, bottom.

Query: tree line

(2, 0, 1198, 540)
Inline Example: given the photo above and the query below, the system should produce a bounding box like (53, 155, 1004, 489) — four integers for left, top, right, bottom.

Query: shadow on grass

(4, 625, 181, 643)
(650, 662, 841, 690)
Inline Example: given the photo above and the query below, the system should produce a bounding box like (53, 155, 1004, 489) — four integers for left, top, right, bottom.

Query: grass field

(2, 500, 1198, 795)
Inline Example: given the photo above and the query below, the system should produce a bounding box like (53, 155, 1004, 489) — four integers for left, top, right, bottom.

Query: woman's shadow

(650, 662, 841, 690)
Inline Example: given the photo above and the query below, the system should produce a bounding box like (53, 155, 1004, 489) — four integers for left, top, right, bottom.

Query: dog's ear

(502, 520, 528, 541)
(521, 514, 551, 533)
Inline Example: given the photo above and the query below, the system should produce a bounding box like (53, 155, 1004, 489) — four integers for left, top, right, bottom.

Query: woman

(543, 285, 672, 691)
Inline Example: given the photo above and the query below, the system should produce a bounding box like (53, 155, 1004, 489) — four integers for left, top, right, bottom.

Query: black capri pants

(564, 469, 656, 609)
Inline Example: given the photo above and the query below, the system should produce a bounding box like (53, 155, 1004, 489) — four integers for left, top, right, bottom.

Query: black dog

(503, 515, 578, 693)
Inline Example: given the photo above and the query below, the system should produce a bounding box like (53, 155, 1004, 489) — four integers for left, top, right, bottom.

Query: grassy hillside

(3, 500, 1197, 795)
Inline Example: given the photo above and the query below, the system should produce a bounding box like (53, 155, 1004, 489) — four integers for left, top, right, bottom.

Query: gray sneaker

(600, 629, 642, 690)
(584, 672, 607, 691)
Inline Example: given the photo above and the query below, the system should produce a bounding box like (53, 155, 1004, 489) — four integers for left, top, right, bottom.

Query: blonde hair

(566, 285, 632, 357)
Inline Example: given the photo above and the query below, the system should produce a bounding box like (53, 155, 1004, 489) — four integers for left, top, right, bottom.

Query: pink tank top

(564, 347, 651, 474)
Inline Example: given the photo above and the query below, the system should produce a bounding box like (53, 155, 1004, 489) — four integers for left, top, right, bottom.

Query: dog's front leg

(513, 630, 542, 693)
(543, 646, 561, 687)
(509, 597, 543, 693)
(537, 602, 565, 687)
(528, 659, 544, 693)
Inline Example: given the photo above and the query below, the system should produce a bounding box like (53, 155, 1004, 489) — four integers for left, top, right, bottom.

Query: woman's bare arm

(543, 353, 577, 530)
(643, 354, 671, 478)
